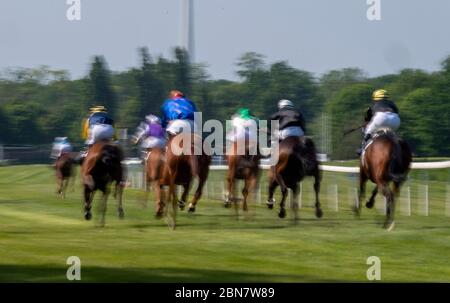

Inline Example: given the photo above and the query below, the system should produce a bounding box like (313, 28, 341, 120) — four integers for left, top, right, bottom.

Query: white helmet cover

(278, 99, 294, 109)
(145, 114, 161, 124)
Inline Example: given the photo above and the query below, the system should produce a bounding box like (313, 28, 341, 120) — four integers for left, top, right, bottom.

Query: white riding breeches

(50, 143, 73, 159)
(278, 126, 304, 140)
(226, 127, 258, 146)
(365, 112, 400, 136)
(86, 124, 115, 145)
(166, 119, 195, 135)
(141, 137, 166, 149)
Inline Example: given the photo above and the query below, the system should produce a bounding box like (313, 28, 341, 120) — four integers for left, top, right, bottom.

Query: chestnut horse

(143, 147, 166, 217)
(160, 133, 211, 228)
(224, 141, 261, 213)
(81, 141, 125, 226)
(267, 136, 323, 221)
(54, 152, 75, 199)
(354, 131, 412, 230)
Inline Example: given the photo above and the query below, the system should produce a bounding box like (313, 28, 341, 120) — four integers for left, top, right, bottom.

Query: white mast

(180, 0, 194, 62)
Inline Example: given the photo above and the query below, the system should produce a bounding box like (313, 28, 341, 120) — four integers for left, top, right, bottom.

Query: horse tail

(388, 137, 406, 183)
(101, 144, 121, 167)
(293, 137, 318, 175)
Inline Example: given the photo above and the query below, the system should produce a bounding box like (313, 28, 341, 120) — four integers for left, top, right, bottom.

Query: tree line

(0, 47, 449, 159)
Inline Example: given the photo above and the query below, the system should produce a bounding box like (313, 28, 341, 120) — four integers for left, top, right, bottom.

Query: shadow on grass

(0, 264, 351, 283)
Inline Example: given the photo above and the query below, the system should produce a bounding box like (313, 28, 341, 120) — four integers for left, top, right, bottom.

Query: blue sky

(0, 0, 449, 80)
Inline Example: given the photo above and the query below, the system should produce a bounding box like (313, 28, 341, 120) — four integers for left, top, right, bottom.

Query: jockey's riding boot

(357, 134, 371, 156)
(74, 148, 88, 165)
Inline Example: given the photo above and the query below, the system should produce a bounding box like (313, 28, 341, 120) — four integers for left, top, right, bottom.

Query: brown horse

(55, 152, 75, 199)
(143, 147, 166, 217)
(354, 131, 412, 230)
(267, 136, 323, 221)
(160, 133, 211, 228)
(224, 141, 261, 213)
(81, 141, 125, 226)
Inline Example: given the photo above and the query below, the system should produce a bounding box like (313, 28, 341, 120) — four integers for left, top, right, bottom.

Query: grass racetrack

(0, 164, 449, 282)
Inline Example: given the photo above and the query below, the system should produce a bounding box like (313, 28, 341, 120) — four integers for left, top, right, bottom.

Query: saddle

(361, 129, 398, 160)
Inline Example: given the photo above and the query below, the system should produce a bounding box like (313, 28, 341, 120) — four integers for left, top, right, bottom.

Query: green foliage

(325, 83, 374, 159)
(0, 51, 449, 159)
(86, 56, 117, 117)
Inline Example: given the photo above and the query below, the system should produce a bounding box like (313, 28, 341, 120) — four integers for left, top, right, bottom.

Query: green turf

(0, 164, 449, 282)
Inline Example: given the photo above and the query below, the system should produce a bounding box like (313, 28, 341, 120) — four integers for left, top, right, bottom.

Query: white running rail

(123, 159, 450, 172)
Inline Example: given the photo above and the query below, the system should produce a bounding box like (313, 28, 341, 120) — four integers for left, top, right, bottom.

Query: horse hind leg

(267, 177, 277, 210)
(366, 186, 378, 209)
(179, 182, 190, 211)
(98, 187, 110, 227)
(154, 183, 165, 218)
(380, 184, 395, 231)
(61, 178, 70, 199)
(166, 176, 178, 230)
(224, 169, 235, 209)
(188, 178, 205, 213)
(242, 178, 250, 212)
(278, 187, 288, 219)
(354, 172, 368, 217)
(115, 182, 124, 219)
(291, 184, 300, 223)
(313, 172, 323, 219)
(84, 186, 94, 220)
(56, 177, 63, 197)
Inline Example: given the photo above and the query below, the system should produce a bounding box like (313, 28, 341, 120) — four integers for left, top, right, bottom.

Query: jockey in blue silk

(161, 90, 198, 135)
(50, 137, 73, 161)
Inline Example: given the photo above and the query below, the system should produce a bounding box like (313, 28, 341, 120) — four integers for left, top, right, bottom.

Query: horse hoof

(315, 208, 323, 219)
(178, 200, 186, 210)
(352, 206, 361, 217)
(266, 199, 275, 209)
(84, 211, 92, 221)
(155, 212, 164, 219)
(118, 209, 125, 219)
(188, 207, 196, 213)
(278, 209, 286, 218)
(384, 221, 395, 231)
(366, 201, 374, 209)
(224, 201, 232, 208)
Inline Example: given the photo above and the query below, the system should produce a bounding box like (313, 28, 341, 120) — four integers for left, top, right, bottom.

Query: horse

(354, 130, 412, 230)
(81, 140, 125, 226)
(160, 132, 211, 229)
(54, 152, 76, 199)
(267, 136, 323, 221)
(143, 147, 166, 217)
(224, 141, 261, 213)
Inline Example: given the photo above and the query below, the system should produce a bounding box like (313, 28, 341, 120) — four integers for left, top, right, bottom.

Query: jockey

(82, 105, 115, 146)
(50, 137, 73, 160)
(270, 99, 306, 141)
(161, 90, 197, 136)
(358, 89, 400, 155)
(75, 105, 115, 164)
(133, 114, 166, 158)
(226, 107, 259, 147)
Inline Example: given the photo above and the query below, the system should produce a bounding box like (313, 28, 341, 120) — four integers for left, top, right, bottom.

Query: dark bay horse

(267, 136, 323, 221)
(54, 152, 76, 199)
(160, 133, 211, 228)
(224, 141, 261, 213)
(354, 131, 412, 230)
(81, 141, 125, 226)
